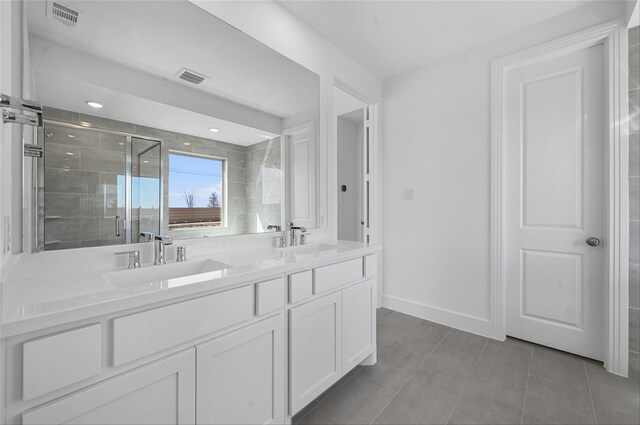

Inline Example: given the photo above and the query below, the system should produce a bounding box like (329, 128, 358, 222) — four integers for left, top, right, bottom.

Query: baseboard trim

(381, 295, 499, 339)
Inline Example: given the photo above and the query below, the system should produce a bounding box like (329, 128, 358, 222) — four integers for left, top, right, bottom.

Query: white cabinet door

(196, 315, 285, 425)
(342, 279, 375, 373)
(22, 349, 195, 425)
(289, 292, 342, 415)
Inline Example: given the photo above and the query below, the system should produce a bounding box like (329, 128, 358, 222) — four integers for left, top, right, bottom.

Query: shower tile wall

(245, 137, 282, 234)
(629, 26, 639, 380)
(44, 121, 125, 250)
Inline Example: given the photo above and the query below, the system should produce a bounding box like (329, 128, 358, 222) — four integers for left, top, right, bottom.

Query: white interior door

(505, 43, 605, 360)
(287, 121, 317, 229)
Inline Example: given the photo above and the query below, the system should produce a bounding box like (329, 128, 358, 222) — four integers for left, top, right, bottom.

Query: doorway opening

(335, 86, 369, 243)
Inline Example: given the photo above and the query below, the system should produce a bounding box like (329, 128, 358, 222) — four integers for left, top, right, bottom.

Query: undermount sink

(278, 243, 338, 255)
(104, 259, 231, 288)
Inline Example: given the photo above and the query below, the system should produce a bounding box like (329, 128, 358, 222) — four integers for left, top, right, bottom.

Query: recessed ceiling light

(183, 142, 191, 146)
(86, 101, 103, 109)
(143, 160, 149, 163)
(65, 152, 74, 156)
(67, 134, 75, 138)
(118, 142, 125, 146)
(208, 127, 220, 133)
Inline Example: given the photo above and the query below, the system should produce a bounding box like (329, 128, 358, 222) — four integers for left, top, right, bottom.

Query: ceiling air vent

(177, 68, 207, 85)
(49, 2, 79, 27)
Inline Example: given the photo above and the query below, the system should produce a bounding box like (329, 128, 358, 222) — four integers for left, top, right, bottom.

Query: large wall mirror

(24, 0, 319, 252)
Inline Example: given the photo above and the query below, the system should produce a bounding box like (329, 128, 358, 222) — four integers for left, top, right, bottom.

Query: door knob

(586, 237, 600, 247)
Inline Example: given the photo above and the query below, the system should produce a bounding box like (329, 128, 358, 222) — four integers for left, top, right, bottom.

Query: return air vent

(177, 68, 207, 85)
(49, 2, 79, 27)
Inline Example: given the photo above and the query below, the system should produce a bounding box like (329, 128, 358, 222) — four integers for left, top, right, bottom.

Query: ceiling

(278, 0, 626, 80)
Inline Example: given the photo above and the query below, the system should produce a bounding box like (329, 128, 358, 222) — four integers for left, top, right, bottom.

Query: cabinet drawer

(23, 324, 102, 401)
(113, 286, 254, 366)
(288, 271, 313, 304)
(364, 254, 377, 278)
(256, 278, 285, 316)
(313, 258, 363, 294)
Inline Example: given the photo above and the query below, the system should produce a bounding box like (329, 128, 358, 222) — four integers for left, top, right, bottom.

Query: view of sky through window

(168, 153, 223, 208)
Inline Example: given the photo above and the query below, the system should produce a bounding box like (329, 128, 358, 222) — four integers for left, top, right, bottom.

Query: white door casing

(505, 44, 604, 360)
(491, 20, 629, 374)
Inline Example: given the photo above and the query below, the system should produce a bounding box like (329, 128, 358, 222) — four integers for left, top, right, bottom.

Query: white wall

(382, 2, 631, 336)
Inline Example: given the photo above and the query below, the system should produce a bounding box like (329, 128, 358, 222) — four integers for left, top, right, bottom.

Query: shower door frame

(34, 120, 163, 252)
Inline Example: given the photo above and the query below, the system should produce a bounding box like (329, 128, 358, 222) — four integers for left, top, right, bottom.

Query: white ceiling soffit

(277, 0, 623, 80)
(36, 73, 279, 146)
(25, 0, 319, 118)
(334, 86, 367, 117)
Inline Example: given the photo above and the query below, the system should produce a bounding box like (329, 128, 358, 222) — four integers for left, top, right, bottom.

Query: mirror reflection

(26, 0, 319, 251)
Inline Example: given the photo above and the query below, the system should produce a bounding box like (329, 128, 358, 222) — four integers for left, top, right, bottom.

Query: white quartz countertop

(2, 240, 380, 337)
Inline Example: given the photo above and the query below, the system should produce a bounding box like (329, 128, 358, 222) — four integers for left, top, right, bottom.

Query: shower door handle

(115, 216, 122, 237)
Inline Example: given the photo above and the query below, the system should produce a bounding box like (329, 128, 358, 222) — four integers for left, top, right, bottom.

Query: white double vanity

(0, 1, 380, 423)
(1, 241, 378, 424)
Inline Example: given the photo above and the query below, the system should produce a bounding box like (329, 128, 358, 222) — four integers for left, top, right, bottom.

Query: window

(168, 153, 224, 229)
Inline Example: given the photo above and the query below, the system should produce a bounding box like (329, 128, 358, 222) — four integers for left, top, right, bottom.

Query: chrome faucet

(154, 235, 173, 265)
(288, 222, 307, 246)
(114, 249, 141, 269)
(139, 232, 155, 243)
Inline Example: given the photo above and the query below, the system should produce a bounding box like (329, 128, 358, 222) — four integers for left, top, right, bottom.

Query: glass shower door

(131, 138, 162, 242)
(43, 122, 127, 250)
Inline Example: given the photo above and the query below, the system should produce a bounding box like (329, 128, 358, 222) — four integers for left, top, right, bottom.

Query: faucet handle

(274, 235, 287, 248)
(299, 232, 310, 246)
(176, 246, 187, 263)
(114, 250, 141, 269)
(155, 235, 173, 245)
(139, 232, 155, 242)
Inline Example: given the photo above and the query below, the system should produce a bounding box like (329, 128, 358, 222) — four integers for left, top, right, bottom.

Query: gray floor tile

(440, 328, 488, 355)
(293, 400, 320, 425)
(394, 320, 450, 356)
(376, 311, 417, 347)
(522, 374, 595, 424)
(316, 366, 362, 403)
(472, 338, 532, 388)
(448, 372, 526, 425)
(302, 310, 640, 425)
(299, 373, 394, 425)
(630, 351, 640, 380)
(373, 377, 457, 425)
(529, 346, 590, 394)
(413, 343, 480, 396)
(376, 307, 393, 321)
(585, 361, 640, 424)
(360, 341, 424, 391)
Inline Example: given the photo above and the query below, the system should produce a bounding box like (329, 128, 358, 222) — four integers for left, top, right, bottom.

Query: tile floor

(293, 308, 640, 425)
